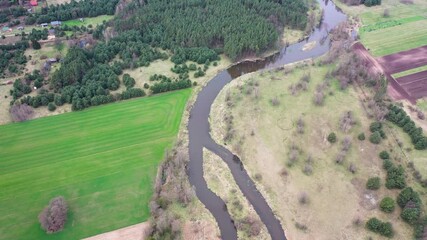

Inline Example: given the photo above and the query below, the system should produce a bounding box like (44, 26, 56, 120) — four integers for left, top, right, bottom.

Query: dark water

(187, 1, 347, 239)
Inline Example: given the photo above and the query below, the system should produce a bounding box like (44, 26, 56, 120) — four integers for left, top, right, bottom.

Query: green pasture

(393, 65, 427, 79)
(0, 89, 191, 240)
(63, 15, 113, 27)
(360, 19, 427, 56)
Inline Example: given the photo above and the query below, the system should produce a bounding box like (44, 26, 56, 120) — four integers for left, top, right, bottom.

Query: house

(47, 58, 57, 63)
(17, 26, 24, 31)
(40, 23, 48, 27)
(50, 21, 62, 27)
(30, 0, 38, 6)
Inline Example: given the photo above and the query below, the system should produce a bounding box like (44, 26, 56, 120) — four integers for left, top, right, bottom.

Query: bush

(366, 177, 380, 190)
(401, 207, 421, 225)
(48, 102, 56, 112)
(369, 131, 382, 144)
(370, 122, 383, 132)
(358, 133, 365, 141)
(10, 103, 34, 122)
(39, 196, 68, 233)
(397, 187, 421, 209)
(379, 151, 390, 160)
(366, 218, 394, 238)
(380, 197, 395, 213)
(328, 132, 337, 143)
(385, 164, 406, 189)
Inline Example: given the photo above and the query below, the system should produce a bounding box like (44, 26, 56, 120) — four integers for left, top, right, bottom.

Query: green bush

(47, 102, 56, 112)
(370, 122, 383, 133)
(366, 218, 394, 238)
(379, 151, 390, 160)
(380, 197, 395, 213)
(366, 177, 380, 190)
(327, 132, 337, 143)
(358, 133, 365, 141)
(401, 208, 421, 225)
(369, 131, 382, 144)
(397, 187, 421, 209)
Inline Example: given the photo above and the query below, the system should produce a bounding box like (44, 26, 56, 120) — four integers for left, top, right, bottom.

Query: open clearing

(210, 62, 413, 239)
(0, 89, 190, 240)
(63, 15, 114, 27)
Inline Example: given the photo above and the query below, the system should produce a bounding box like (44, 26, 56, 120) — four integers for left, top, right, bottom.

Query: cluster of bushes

(366, 217, 393, 238)
(10, 71, 44, 100)
(0, 47, 27, 78)
(397, 187, 422, 225)
(171, 62, 209, 79)
(340, 0, 381, 7)
(387, 105, 427, 150)
(383, 159, 406, 189)
(366, 177, 381, 190)
(369, 122, 386, 144)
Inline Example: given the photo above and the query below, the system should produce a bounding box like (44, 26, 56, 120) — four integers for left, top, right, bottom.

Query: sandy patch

(83, 222, 151, 240)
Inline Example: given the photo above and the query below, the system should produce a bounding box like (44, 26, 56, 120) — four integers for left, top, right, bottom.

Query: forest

(114, 0, 308, 59)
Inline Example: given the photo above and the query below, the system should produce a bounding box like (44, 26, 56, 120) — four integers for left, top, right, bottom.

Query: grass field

(360, 19, 427, 56)
(0, 89, 191, 240)
(63, 15, 114, 27)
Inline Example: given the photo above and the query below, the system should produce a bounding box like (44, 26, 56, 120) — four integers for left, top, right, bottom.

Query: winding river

(187, 0, 347, 239)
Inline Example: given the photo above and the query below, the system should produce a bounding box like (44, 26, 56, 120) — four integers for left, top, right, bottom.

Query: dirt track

(377, 46, 427, 74)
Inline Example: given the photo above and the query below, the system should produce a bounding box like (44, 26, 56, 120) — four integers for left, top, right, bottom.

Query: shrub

(10, 103, 34, 122)
(401, 207, 420, 225)
(380, 197, 395, 213)
(328, 132, 337, 143)
(397, 187, 421, 209)
(379, 151, 390, 160)
(366, 177, 380, 190)
(144, 83, 150, 89)
(47, 103, 56, 112)
(385, 164, 406, 189)
(39, 196, 68, 233)
(370, 122, 382, 132)
(358, 133, 365, 141)
(369, 131, 382, 144)
(366, 218, 394, 238)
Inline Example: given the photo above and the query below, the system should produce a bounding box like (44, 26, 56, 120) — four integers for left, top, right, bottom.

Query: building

(40, 23, 48, 27)
(50, 21, 62, 27)
(30, 0, 38, 6)
(17, 26, 24, 31)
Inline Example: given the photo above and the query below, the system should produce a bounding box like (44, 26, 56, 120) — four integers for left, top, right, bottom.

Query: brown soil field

(397, 70, 427, 99)
(377, 45, 427, 75)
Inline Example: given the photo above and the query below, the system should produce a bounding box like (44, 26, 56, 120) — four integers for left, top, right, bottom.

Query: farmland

(360, 19, 427, 57)
(0, 89, 190, 240)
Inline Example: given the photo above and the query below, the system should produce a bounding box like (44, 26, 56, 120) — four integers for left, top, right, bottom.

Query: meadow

(210, 63, 414, 239)
(63, 15, 113, 27)
(0, 89, 191, 240)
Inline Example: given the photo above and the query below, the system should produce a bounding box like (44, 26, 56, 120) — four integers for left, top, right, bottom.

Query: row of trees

(386, 105, 427, 150)
(114, 0, 308, 59)
(27, 0, 119, 24)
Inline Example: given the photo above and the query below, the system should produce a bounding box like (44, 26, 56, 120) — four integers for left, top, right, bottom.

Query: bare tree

(298, 192, 309, 205)
(297, 117, 305, 134)
(39, 197, 68, 233)
(340, 111, 356, 132)
(313, 90, 324, 106)
(341, 136, 352, 152)
(10, 104, 34, 122)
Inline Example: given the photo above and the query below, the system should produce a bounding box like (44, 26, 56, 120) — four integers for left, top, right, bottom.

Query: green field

(393, 65, 427, 78)
(360, 19, 427, 56)
(0, 89, 191, 240)
(63, 15, 113, 27)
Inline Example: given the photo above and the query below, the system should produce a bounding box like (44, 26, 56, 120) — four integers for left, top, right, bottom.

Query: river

(187, 0, 347, 239)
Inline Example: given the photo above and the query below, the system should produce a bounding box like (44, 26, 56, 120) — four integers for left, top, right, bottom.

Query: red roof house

(30, 0, 38, 6)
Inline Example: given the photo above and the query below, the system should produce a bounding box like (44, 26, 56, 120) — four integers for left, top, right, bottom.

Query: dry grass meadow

(209, 61, 415, 239)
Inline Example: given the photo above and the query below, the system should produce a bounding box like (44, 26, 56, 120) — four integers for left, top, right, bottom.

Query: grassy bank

(210, 62, 413, 239)
(0, 89, 190, 240)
